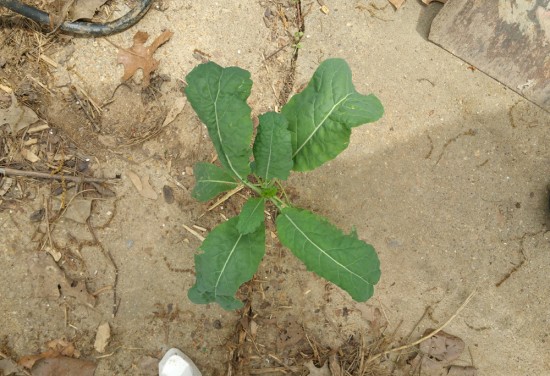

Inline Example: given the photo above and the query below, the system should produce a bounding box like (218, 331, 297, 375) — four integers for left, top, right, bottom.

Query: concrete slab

(292, 1, 550, 374)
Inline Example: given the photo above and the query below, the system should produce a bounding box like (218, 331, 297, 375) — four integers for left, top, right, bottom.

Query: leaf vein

(292, 93, 352, 157)
(214, 233, 243, 296)
(283, 213, 369, 285)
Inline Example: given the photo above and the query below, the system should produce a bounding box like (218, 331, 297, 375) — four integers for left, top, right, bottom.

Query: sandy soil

(1, 1, 549, 375)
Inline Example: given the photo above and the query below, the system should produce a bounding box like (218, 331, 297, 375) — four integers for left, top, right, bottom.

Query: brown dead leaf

(140, 175, 158, 200)
(28, 252, 96, 307)
(31, 357, 96, 376)
(410, 329, 466, 373)
(277, 316, 305, 351)
(162, 97, 187, 127)
(69, 0, 107, 21)
(19, 338, 80, 369)
(127, 170, 143, 192)
(117, 30, 174, 86)
(127, 170, 158, 200)
(0, 93, 39, 133)
(0, 177, 13, 196)
(388, 0, 406, 9)
(21, 148, 40, 163)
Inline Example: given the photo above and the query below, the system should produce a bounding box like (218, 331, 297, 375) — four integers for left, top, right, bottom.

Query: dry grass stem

(366, 289, 477, 364)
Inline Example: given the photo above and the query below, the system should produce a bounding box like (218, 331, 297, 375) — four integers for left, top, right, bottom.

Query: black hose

(0, 0, 153, 36)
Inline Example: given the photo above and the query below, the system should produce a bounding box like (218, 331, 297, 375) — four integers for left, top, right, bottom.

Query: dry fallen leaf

(0, 93, 39, 133)
(117, 30, 174, 86)
(28, 252, 96, 307)
(0, 177, 13, 196)
(94, 322, 111, 353)
(20, 148, 40, 163)
(31, 357, 96, 376)
(422, 0, 447, 4)
(419, 329, 464, 366)
(162, 97, 187, 127)
(19, 338, 81, 369)
(45, 245, 62, 262)
(410, 329, 467, 373)
(140, 175, 158, 200)
(127, 170, 143, 192)
(127, 170, 158, 200)
(388, 0, 406, 9)
(69, 0, 108, 20)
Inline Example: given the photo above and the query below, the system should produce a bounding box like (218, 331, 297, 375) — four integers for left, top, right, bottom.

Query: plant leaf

(188, 217, 265, 310)
(252, 112, 293, 180)
(192, 162, 239, 202)
(276, 207, 380, 302)
(237, 197, 265, 234)
(185, 62, 253, 180)
(281, 58, 384, 171)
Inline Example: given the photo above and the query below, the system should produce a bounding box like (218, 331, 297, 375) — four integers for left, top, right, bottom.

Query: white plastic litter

(158, 348, 202, 376)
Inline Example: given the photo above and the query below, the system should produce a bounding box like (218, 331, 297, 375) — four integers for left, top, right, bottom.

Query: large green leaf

(252, 112, 293, 181)
(188, 216, 265, 310)
(237, 197, 265, 234)
(276, 207, 380, 302)
(192, 162, 239, 202)
(281, 58, 384, 171)
(185, 62, 253, 180)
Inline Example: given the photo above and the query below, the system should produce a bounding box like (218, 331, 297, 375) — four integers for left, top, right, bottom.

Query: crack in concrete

(278, 0, 305, 107)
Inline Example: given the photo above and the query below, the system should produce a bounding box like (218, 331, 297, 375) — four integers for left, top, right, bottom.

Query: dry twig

(0, 167, 116, 183)
(366, 289, 477, 364)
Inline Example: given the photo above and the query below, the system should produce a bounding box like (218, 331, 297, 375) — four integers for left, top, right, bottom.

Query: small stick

(192, 224, 207, 232)
(366, 289, 477, 364)
(249, 366, 302, 374)
(0, 167, 116, 183)
(208, 185, 244, 211)
(26, 75, 54, 95)
(183, 224, 205, 242)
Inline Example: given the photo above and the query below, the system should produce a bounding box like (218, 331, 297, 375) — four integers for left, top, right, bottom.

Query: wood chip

(21, 149, 40, 163)
(182, 224, 205, 242)
(94, 322, 110, 353)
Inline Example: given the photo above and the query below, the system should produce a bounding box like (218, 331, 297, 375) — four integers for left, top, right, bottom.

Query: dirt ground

(1, 1, 550, 375)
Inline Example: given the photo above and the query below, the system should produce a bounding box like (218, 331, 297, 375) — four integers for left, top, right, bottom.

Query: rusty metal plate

(429, 0, 550, 112)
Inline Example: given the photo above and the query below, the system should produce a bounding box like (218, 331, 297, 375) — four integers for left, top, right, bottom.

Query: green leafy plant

(185, 58, 384, 310)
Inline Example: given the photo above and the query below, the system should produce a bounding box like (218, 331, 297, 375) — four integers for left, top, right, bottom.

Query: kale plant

(185, 58, 384, 310)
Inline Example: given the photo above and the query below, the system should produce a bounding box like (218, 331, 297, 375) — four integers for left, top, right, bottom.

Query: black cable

(0, 0, 153, 36)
